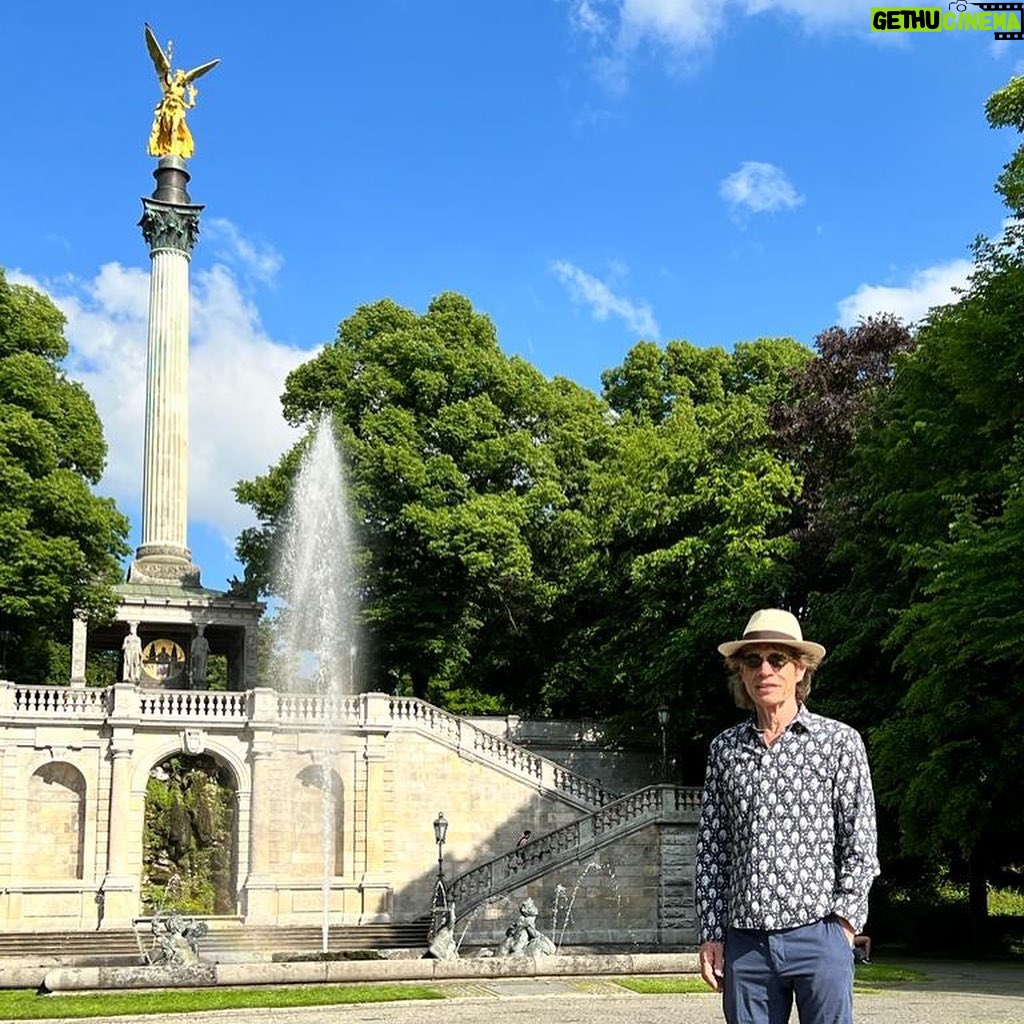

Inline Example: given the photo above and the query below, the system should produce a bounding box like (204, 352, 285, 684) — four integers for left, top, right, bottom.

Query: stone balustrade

(0, 682, 613, 810)
(448, 783, 701, 915)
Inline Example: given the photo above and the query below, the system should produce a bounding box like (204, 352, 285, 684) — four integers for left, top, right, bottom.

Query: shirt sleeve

(831, 728, 880, 934)
(696, 742, 730, 943)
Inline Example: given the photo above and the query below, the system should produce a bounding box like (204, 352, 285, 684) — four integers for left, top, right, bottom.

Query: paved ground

(32, 960, 1024, 1024)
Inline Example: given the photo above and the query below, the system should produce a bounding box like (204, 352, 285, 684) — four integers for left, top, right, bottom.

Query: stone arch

(130, 737, 248, 796)
(289, 764, 345, 877)
(140, 746, 242, 915)
(25, 762, 86, 880)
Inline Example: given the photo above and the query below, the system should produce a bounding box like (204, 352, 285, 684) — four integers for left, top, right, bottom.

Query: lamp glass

(433, 811, 448, 844)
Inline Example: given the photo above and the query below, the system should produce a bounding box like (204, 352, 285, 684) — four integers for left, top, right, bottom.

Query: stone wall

(0, 684, 699, 943)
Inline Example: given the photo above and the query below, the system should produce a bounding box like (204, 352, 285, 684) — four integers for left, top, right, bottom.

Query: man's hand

(835, 915, 856, 947)
(698, 940, 725, 992)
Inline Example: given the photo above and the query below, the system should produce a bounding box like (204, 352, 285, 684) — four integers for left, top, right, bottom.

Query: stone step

(0, 923, 429, 961)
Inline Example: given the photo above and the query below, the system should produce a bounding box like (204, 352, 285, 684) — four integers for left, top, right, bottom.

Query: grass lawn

(0, 963, 935, 1019)
(854, 963, 929, 984)
(615, 963, 929, 996)
(0, 983, 444, 1020)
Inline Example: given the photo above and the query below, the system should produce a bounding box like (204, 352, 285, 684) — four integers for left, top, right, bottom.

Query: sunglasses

(738, 651, 793, 670)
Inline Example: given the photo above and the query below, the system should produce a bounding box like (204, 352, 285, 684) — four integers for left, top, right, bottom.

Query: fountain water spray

(274, 412, 360, 953)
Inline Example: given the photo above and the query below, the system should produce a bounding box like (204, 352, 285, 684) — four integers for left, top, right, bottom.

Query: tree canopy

(236, 306, 813, 755)
(236, 293, 611, 710)
(0, 269, 130, 681)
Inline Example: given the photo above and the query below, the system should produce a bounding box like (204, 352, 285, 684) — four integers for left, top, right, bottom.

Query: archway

(141, 753, 237, 915)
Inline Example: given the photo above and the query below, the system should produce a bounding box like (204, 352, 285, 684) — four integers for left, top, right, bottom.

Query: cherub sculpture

(145, 24, 219, 159)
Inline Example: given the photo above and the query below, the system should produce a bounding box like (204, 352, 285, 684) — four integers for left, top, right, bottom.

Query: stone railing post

(361, 691, 393, 732)
(247, 687, 279, 729)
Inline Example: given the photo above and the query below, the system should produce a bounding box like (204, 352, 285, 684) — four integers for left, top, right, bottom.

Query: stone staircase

(0, 922, 429, 964)
(449, 783, 701, 916)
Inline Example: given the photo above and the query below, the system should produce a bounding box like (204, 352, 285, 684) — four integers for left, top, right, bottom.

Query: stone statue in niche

(122, 623, 143, 683)
(190, 625, 209, 688)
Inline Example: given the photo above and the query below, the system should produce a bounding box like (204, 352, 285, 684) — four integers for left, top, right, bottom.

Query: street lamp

(429, 812, 450, 940)
(656, 703, 670, 783)
(432, 811, 448, 881)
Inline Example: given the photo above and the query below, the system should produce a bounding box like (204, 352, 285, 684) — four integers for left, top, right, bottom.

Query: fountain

(273, 412, 361, 954)
(551, 861, 619, 950)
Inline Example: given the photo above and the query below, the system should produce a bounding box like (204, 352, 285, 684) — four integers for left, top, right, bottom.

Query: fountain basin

(40, 952, 699, 992)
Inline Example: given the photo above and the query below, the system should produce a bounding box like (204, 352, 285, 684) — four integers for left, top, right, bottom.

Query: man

(695, 609, 878, 1024)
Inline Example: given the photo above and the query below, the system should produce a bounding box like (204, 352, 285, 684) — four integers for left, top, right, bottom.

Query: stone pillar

(129, 157, 202, 588)
(358, 693, 393, 922)
(100, 684, 141, 927)
(242, 625, 259, 688)
(101, 737, 137, 924)
(69, 615, 88, 688)
(242, 690, 280, 923)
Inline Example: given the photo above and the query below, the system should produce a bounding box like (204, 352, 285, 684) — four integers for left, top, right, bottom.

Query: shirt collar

(743, 703, 814, 741)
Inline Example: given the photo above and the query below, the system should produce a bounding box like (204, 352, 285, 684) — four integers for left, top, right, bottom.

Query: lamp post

(429, 812, 449, 939)
(433, 811, 448, 881)
(656, 703, 670, 783)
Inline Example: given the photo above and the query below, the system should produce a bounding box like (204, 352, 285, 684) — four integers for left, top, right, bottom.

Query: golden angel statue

(145, 24, 220, 159)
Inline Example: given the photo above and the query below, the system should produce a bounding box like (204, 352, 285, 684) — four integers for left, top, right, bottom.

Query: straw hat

(717, 608, 826, 660)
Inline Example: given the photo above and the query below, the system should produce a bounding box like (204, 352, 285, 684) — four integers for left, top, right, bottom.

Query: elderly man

(695, 609, 878, 1024)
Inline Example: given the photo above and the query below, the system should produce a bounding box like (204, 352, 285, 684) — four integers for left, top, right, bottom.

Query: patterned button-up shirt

(695, 704, 879, 943)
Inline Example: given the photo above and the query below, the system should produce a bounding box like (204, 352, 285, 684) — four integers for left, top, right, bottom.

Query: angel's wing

(144, 23, 170, 81)
(182, 58, 221, 85)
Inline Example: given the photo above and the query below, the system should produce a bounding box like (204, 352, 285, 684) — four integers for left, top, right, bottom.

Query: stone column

(129, 156, 202, 587)
(69, 615, 88, 687)
(100, 684, 141, 927)
(242, 625, 259, 688)
(242, 689, 280, 923)
(358, 693, 393, 922)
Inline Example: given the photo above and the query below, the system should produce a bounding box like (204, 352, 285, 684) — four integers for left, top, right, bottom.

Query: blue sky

(3, 1, 1021, 592)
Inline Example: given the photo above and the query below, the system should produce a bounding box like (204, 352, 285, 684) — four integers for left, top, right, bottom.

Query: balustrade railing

(448, 784, 701, 913)
(11, 685, 111, 717)
(0, 684, 618, 808)
(138, 690, 249, 720)
(276, 693, 363, 724)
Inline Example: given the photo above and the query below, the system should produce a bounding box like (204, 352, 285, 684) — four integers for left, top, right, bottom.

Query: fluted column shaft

(129, 157, 203, 587)
(140, 247, 190, 554)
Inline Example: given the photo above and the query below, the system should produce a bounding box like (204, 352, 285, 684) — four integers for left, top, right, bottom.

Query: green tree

(814, 78, 1024, 949)
(861, 236, 1024, 949)
(237, 293, 609, 709)
(0, 269, 130, 681)
(547, 337, 810, 773)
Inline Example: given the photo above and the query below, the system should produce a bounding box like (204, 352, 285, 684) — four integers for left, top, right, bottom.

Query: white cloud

(204, 218, 284, 284)
(571, 0, 610, 36)
(13, 261, 311, 561)
(837, 259, 973, 326)
(569, 0, 868, 87)
(550, 259, 660, 338)
(741, 0, 866, 32)
(719, 161, 804, 217)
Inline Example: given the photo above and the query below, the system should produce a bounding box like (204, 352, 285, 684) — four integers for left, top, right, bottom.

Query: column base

(129, 545, 201, 587)
(240, 878, 279, 925)
(99, 876, 139, 929)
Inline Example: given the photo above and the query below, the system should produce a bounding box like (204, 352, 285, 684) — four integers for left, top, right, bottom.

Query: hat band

(742, 630, 801, 642)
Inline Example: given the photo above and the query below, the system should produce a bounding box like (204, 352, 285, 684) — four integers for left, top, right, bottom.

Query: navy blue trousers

(723, 918, 853, 1024)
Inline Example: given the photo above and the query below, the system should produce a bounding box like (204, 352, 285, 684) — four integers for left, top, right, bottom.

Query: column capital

(139, 197, 203, 257)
